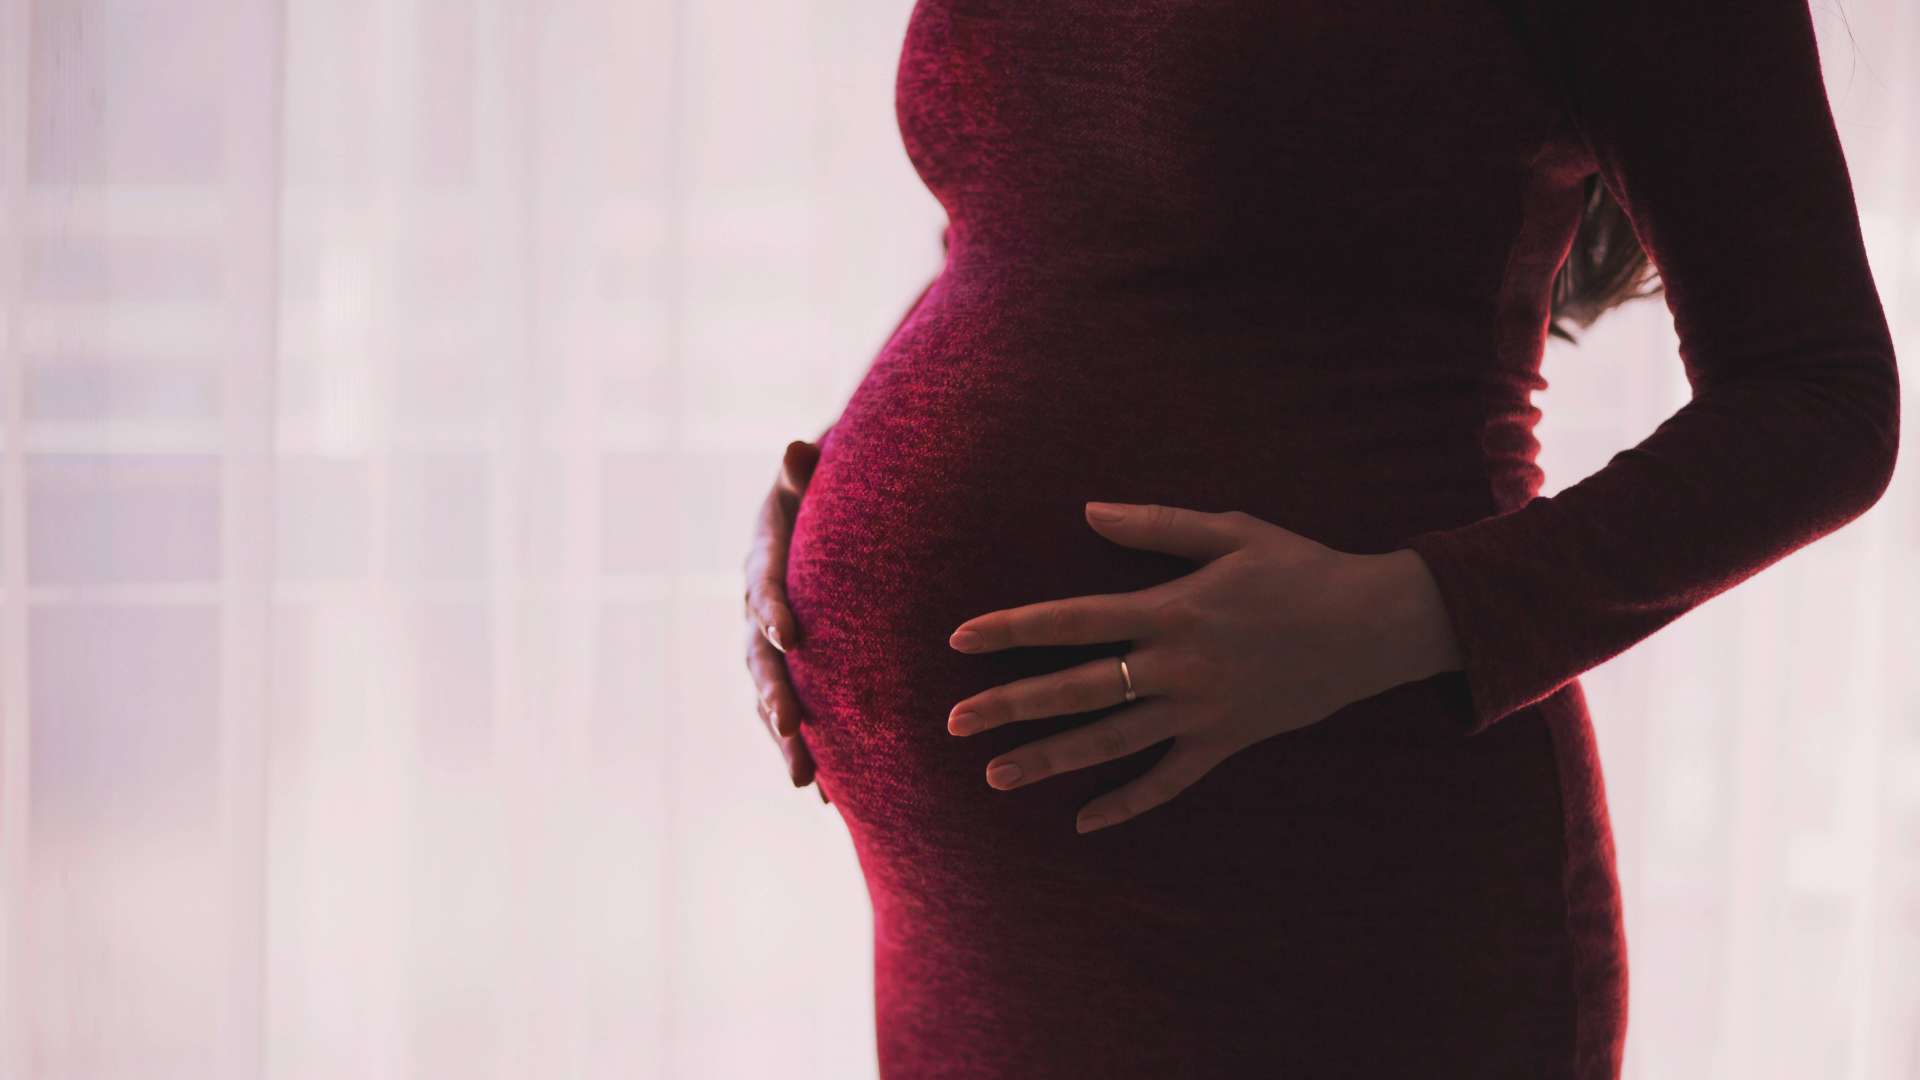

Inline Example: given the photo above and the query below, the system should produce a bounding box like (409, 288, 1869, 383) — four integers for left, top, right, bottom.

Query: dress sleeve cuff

(1402, 517, 1568, 737)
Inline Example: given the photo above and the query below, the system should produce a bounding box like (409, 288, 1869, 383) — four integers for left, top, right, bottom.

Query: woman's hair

(1547, 175, 1663, 342)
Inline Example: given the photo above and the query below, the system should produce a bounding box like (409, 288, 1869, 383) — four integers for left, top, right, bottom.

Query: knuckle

(973, 692, 1008, 726)
(1146, 504, 1179, 531)
(1153, 596, 1202, 634)
(1093, 723, 1130, 761)
(1045, 603, 1079, 638)
(1072, 671, 1114, 711)
(1060, 671, 1099, 709)
(1013, 690, 1044, 723)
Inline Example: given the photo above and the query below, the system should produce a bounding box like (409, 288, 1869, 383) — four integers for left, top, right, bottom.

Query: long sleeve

(1401, 0, 1901, 736)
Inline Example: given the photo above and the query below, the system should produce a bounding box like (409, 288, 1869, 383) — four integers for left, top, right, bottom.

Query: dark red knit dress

(780, 1, 1900, 1076)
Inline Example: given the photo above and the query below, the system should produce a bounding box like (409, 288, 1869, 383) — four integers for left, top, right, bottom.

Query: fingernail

(818, 785, 830, 805)
(764, 623, 785, 653)
(1085, 502, 1126, 523)
(1076, 814, 1109, 834)
(986, 762, 1023, 788)
(949, 629, 983, 651)
(769, 707, 783, 733)
(948, 710, 980, 736)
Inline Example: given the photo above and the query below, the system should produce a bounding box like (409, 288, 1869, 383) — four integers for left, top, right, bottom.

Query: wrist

(1353, 548, 1464, 688)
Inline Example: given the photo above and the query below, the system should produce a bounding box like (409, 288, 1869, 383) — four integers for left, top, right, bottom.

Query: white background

(0, 1, 1915, 1077)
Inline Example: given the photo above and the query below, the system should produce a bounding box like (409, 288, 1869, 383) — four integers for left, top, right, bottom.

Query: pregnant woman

(741, 1, 1899, 1076)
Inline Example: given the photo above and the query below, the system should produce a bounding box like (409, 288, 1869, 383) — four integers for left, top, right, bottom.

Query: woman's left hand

(945, 501, 1461, 834)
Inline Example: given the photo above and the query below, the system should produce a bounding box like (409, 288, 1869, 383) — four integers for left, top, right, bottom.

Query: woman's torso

(781, 2, 1625, 1075)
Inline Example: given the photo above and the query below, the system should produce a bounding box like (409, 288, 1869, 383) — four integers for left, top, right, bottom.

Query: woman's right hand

(742, 438, 828, 802)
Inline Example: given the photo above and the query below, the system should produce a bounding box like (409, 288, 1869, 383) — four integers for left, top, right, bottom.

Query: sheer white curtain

(0, 1, 1913, 1077)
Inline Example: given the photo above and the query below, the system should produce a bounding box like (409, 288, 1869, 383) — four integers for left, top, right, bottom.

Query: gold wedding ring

(1117, 655, 1136, 703)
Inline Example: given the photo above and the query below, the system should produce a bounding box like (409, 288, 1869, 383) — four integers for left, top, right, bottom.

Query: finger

(756, 694, 817, 787)
(744, 619, 804, 736)
(949, 586, 1172, 653)
(778, 439, 823, 504)
(744, 438, 823, 652)
(787, 735, 816, 787)
(1074, 739, 1225, 833)
(981, 699, 1183, 790)
(948, 649, 1167, 735)
(744, 619, 805, 737)
(1082, 502, 1256, 563)
(743, 490, 799, 653)
(744, 577, 796, 654)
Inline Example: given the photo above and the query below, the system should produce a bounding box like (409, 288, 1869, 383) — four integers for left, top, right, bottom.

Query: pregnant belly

(783, 404, 1173, 850)
(781, 281, 1502, 866)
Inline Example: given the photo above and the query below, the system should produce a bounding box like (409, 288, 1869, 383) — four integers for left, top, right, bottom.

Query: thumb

(779, 439, 823, 499)
(1083, 502, 1250, 562)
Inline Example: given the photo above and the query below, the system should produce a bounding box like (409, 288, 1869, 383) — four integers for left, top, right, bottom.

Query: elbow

(1850, 423, 1899, 526)
(1782, 338, 1903, 529)
(1843, 346, 1901, 520)
(1867, 398, 1899, 510)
